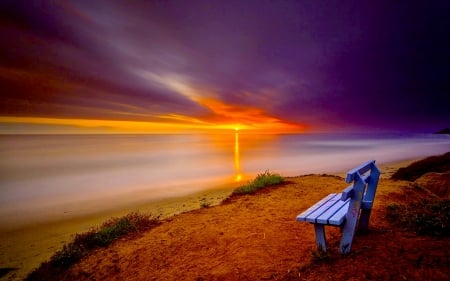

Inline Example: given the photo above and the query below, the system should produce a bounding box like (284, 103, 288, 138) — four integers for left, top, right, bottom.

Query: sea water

(0, 133, 449, 226)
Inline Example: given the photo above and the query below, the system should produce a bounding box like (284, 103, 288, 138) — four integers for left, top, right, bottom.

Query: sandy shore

(0, 156, 434, 281)
(34, 158, 450, 281)
(0, 186, 233, 281)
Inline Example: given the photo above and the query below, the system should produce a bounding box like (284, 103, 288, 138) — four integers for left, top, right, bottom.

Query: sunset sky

(0, 0, 448, 134)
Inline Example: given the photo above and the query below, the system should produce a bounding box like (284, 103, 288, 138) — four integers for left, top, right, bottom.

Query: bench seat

(296, 193, 350, 226)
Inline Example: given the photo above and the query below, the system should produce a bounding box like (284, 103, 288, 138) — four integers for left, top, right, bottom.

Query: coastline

(0, 186, 234, 281)
(0, 154, 442, 280)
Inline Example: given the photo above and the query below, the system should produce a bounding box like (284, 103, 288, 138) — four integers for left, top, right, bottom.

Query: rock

(415, 171, 450, 198)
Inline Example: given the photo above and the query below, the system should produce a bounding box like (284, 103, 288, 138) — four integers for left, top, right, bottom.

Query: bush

(391, 151, 450, 181)
(386, 199, 449, 236)
(26, 212, 159, 280)
(200, 198, 211, 208)
(233, 171, 284, 195)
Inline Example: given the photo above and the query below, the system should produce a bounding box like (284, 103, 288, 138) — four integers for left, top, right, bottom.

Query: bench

(296, 160, 380, 254)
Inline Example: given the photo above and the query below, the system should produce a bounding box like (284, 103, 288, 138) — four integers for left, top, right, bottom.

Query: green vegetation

(386, 199, 449, 236)
(391, 151, 450, 181)
(200, 198, 211, 208)
(233, 171, 284, 195)
(26, 212, 159, 281)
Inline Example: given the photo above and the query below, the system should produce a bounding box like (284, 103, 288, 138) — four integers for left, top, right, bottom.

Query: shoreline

(0, 155, 438, 281)
(0, 157, 420, 232)
(0, 186, 234, 281)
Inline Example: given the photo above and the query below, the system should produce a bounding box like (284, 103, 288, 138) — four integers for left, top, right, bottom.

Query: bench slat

(296, 193, 337, 222)
(328, 200, 350, 225)
(317, 198, 350, 225)
(302, 194, 342, 223)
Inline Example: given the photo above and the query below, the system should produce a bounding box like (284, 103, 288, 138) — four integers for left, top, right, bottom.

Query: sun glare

(234, 129, 242, 182)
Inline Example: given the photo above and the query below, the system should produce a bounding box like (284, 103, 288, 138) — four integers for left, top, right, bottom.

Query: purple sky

(0, 0, 449, 133)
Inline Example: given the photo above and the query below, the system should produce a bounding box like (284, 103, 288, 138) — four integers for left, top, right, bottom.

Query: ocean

(0, 132, 449, 226)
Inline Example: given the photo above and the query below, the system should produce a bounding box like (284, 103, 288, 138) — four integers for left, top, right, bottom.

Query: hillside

(27, 169, 449, 280)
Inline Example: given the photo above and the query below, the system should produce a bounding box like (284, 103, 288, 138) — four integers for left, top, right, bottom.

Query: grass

(200, 198, 211, 208)
(26, 212, 159, 281)
(391, 151, 450, 181)
(233, 170, 284, 195)
(386, 199, 449, 236)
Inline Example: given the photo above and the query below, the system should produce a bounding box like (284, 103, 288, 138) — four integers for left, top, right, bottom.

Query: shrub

(233, 171, 284, 195)
(386, 199, 449, 236)
(391, 151, 450, 181)
(26, 212, 159, 280)
(200, 198, 211, 208)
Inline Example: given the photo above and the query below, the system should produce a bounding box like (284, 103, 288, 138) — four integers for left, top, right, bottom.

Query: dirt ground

(51, 175, 449, 281)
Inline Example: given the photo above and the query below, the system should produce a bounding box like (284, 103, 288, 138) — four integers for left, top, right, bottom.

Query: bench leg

(358, 209, 372, 231)
(339, 204, 362, 254)
(314, 224, 327, 252)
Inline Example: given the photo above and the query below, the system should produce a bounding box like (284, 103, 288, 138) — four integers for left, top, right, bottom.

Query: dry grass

(25, 212, 159, 281)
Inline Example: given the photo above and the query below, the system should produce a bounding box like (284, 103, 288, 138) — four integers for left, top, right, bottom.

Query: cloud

(0, 0, 448, 133)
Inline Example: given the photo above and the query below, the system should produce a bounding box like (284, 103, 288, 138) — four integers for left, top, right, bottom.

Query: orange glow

(234, 131, 242, 181)
(0, 94, 306, 134)
(115, 70, 306, 134)
(195, 97, 305, 133)
(0, 116, 227, 134)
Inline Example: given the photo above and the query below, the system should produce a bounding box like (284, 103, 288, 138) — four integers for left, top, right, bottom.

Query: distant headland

(434, 128, 450, 134)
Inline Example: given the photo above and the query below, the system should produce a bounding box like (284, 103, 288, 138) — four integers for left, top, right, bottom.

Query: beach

(0, 186, 234, 281)
(0, 132, 449, 280)
(2, 133, 449, 229)
(23, 156, 450, 281)
(0, 155, 445, 281)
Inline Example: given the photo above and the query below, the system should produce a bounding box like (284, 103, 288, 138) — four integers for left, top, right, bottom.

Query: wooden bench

(296, 160, 380, 254)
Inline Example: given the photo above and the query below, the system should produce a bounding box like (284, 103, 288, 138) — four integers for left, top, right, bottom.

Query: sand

(42, 172, 450, 280)
(0, 156, 442, 280)
(0, 187, 233, 281)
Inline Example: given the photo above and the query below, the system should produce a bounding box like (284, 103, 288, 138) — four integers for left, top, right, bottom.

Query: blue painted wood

(345, 160, 375, 183)
(316, 198, 349, 224)
(361, 200, 372, 209)
(358, 163, 381, 230)
(303, 194, 341, 223)
(340, 172, 366, 254)
(341, 185, 354, 201)
(296, 193, 338, 222)
(328, 200, 350, 225)
(296, 160, 380, 254)
(314, 224, 327, 251)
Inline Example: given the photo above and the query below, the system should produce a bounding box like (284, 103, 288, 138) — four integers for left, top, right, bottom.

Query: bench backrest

(343, 159, 380, 207)
(340, 160, 380, 253)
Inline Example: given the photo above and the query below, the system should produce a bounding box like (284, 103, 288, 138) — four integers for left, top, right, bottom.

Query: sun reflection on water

(234, 131, 242, 181)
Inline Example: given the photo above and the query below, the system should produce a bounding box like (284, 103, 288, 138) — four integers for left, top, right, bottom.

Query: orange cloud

(195, 97, 305, 133)
(0, 108, 304, 134)
(0, 72, 306, 134)
(132, 70, 306, 133)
